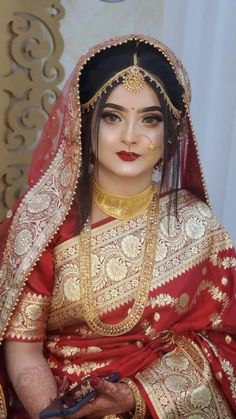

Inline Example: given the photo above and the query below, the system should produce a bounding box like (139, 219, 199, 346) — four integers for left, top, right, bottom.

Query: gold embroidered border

(0, 138, 81, 343)
(200, 332, 236, 403)
(0, 52, 83, 342)
(135, 336, 233, 418)
(220, 358, 236, 402)
(5, 292, 50, 341)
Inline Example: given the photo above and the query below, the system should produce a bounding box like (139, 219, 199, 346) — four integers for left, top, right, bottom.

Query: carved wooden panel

(0, 0, 65, 220)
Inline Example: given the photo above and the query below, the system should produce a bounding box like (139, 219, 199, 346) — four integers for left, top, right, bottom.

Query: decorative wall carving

(0, 0, 65, 220)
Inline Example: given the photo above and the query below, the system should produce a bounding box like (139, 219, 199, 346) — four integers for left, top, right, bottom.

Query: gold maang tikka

(122, 50, 145, 93)
(81, 47, 182, 119)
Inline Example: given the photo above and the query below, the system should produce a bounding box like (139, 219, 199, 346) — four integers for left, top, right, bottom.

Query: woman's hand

(66, 377, 135, 418)
(4, 341, 58, 418)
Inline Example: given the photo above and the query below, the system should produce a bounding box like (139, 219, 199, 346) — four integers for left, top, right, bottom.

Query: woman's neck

(91, 179, 155, 225)
(92, 170, 153, 196)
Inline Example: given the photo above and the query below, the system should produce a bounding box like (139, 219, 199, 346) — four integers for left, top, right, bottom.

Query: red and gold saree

(4, 190, 236, 418)
(0, 35, 236, 418)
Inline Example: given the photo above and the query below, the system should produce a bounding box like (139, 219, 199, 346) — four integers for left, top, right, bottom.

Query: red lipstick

(116, 151, 140, 161)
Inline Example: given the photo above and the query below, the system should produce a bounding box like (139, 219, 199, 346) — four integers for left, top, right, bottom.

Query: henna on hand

(14, 363, 57, 418)
(65, 377, 135, 418)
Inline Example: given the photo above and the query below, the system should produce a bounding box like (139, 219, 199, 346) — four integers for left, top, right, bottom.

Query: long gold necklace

(79, 186, 159, 337)
(93, 182, 154, 221)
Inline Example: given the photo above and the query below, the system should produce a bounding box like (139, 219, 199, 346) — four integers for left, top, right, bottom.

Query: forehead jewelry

(80, 48, 182, 119)
(122, 51, 145, 93)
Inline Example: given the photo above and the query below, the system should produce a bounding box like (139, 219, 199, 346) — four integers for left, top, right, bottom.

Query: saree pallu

(4, 190, 236, 418)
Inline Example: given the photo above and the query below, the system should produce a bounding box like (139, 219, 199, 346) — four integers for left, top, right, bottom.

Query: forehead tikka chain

(79, 187, 159, 337)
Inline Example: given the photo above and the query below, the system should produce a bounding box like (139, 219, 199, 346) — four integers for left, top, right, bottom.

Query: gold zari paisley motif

(136, 336, 234, 418)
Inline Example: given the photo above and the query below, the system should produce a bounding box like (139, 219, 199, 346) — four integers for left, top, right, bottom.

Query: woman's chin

(95, 166, 153, 181)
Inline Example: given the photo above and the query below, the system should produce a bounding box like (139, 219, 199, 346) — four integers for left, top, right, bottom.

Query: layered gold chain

(79, 187, 159, 336)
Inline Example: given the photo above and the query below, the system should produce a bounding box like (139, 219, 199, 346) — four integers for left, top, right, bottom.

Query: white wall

(60, 0, 236, 245)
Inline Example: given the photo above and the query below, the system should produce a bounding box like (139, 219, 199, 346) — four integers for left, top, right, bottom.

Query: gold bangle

(121, 378, 146, 419)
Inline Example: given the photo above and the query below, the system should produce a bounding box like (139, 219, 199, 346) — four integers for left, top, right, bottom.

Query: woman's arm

(4, 340, 57, 419)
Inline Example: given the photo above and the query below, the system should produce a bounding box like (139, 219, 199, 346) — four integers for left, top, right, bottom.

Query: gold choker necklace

(93, 182, 154, 221)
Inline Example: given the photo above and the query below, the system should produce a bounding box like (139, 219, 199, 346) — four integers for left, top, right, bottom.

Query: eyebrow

(103, 103, 162, 113)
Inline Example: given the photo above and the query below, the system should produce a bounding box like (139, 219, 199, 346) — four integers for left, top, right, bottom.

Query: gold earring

(154, 157, 163, 171)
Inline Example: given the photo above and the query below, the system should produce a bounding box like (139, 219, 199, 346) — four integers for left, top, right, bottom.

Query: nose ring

(149, 141, 160, 151)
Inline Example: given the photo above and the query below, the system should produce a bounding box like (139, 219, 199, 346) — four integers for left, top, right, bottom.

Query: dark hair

(76, 79, 180, 233)
(80, 40, 184, 111)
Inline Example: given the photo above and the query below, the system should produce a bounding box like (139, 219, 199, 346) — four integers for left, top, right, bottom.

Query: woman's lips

(116, 151, 140, 161)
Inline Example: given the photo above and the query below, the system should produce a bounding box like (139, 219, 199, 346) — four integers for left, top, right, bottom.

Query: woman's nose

(121, 123, 138, 146)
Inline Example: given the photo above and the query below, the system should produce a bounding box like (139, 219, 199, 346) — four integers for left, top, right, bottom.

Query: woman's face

(92, 82, 164, 189)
